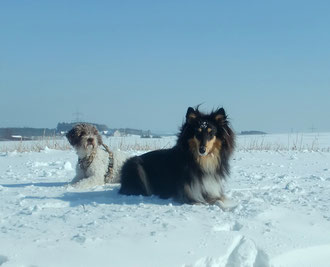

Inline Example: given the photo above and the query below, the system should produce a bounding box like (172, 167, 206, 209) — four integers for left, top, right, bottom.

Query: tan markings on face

(198, 128, 202, 132)
(205, 136, 216, 154)
(189, 136, 220, 155)
(198, 138, 223, 173)
(212, 138, 222, 153)
(188, 137, 199, 156)
(202, 137, 222, 157)
(207, 128, 212, 133)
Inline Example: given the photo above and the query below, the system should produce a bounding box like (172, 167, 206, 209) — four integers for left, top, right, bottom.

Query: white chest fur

(186, 174, 224, 203)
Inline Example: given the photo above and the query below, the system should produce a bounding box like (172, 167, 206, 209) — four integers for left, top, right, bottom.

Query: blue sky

(1, 1, 329, 133)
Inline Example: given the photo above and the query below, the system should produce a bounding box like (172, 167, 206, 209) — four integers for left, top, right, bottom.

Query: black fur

(119, 107, 235, 204)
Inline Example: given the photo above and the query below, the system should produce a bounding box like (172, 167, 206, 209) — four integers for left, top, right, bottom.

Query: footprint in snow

(72, 234, 86, 244)
(213, 221, 242, 232)
(285, 181, 303, 193)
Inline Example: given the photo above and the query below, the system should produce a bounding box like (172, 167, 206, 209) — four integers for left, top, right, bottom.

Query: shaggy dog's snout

(87, 137, 94, 144)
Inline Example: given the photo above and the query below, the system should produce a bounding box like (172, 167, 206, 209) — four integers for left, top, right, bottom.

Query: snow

(1, 133, 330, 267)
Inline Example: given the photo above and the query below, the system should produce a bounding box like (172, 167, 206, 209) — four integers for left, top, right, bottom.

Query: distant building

(0, 127, 55, 140)
(0, 122, 160, 141)
(113, 130, 122, 137)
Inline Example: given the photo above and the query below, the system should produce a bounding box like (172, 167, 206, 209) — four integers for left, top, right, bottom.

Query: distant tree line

(0, 127, 56, 140)
(0, 122, 154, 140)
(56, 122, 108, 133)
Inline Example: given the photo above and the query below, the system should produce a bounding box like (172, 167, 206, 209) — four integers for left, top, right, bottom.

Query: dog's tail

(119, 156, 152, 196)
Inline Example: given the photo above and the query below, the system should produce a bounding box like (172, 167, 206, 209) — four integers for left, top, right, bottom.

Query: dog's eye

(207, 133, 215, 140)
(209, 130, 216, 137)
(195, 130, 202, 138)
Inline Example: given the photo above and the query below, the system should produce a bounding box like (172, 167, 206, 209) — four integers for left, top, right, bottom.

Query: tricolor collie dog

(119, 107, 235, 207)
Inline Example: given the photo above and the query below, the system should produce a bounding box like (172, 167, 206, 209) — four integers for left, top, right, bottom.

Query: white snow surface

(1, 133, 330, 267)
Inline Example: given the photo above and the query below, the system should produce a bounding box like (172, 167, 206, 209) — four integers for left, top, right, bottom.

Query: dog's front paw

(214, 197, 238, 211)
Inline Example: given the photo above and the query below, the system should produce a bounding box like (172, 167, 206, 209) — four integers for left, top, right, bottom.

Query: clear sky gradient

(1, 1, 329, 133)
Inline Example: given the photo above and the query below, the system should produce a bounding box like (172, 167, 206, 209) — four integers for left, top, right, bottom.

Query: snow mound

(187, 236, 269, 267)
(63, 161, 73, 171)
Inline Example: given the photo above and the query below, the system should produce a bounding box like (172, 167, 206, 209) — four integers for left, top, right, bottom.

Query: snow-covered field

(1, 133, 330, 267)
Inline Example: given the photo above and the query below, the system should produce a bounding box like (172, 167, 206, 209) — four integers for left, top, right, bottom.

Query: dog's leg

(214, 196, 238, 211)
(181, 183, 207, 204)
(70, 164, 85, 184)
(71, 175, 105, 189)
(119, 157, 152, 196)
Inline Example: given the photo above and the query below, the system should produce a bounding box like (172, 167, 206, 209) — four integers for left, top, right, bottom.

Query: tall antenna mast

(72, 110, 83, 123)
(309, 125, 316, 133)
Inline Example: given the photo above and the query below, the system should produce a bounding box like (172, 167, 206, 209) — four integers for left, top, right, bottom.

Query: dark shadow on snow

(57, 187, 177, 207)
(1, 182, 69, 188)
(24, 185, 178, 207)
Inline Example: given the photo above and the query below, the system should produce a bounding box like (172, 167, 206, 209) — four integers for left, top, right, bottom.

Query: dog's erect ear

(186, 107, 197, 123)
(214, 108, 227, 124)
(66, 128, 79, 146)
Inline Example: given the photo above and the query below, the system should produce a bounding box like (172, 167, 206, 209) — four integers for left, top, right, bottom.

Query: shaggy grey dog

(66, 123, 119, 188)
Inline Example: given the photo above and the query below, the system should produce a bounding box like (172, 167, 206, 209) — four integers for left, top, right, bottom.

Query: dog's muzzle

(86, 137, 95, 148)
(199, 145, 207, 156)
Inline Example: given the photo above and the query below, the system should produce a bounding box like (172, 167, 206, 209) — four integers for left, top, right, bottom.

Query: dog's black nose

(87, 138, 94, 143)
(199, 146, 206, 155)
